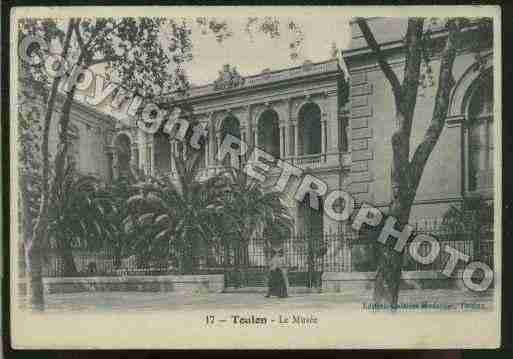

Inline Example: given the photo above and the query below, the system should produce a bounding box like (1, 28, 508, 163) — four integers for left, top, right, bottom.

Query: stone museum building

(56, 18, 493, 227)
(20, 18, 494, 280)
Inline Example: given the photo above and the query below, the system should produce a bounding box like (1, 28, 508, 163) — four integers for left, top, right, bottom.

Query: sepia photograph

(9, 6, 501, 349)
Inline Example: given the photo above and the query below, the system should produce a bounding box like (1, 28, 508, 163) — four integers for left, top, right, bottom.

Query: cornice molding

(192, 89, 335, 118)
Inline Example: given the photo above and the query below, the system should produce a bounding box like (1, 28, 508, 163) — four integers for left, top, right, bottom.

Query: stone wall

(17, 275, 225, 295)
(321, 270, 493, 293)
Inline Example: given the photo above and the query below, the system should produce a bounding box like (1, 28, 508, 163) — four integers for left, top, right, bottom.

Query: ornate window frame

(447, 52, 494, 199)
(463, 69, 494, 198)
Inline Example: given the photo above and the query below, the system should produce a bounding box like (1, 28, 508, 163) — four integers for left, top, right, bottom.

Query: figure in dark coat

(265, 249, 289, 298)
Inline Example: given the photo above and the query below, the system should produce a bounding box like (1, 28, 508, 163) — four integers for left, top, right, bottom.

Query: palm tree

(91, 174, 143, 270)
(47, 163, 106, 276)
(441, 196, 494, 263)
(220, 167, 293, 277)
(126, 150, 227, 274)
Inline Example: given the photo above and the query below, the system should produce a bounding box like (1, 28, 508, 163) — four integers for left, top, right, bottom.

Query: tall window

(298, 103, 322, 156)
(115, 134, 131, 179)
(467, 71, 494, 192)
(154, 129, 171, 176)
(220, 115, 241, 167)
(257, 109, 280, 159)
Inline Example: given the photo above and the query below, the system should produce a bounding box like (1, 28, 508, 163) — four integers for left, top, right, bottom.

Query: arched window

(220, 115, 241, 167)
(298, 103, 322, 156)
(154, 129, 171, 177)
(257, 109, 280, 159)
(114, 134, 131, 179)
(466, 71, 494, 192)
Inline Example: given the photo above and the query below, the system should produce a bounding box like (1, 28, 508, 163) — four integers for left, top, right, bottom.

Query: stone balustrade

(165, 59, 340, 101)
(161, 151, 351, 183)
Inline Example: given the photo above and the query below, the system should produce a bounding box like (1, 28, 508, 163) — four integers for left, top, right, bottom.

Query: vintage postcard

(9, 6, 501, 349)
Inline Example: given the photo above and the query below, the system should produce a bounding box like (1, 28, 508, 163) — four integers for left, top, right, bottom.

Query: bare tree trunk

(373, 116, 416, 306)
(373, 196, 412, 306)
(24, 240, 45, 311)
(356, 17, 462, 307)
(46, 55, 86, 279)
(180, 226, 195, 274)
(51, 70, 80, 195)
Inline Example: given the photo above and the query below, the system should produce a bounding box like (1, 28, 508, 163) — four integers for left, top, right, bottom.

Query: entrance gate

(222, 235, 328, 289)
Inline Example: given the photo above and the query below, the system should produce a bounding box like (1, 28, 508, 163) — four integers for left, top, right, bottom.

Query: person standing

(265, 249, 289, 298)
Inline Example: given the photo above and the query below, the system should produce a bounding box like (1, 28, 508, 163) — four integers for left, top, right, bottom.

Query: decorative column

(343, 233, 352, 272)
(105, 146, 115, 182)
(169, 138, 175, 174)
(145, 137, 154, 176)
(321, 114, 327, 162)
(112, 151, 119, 179)
(240, 125, 248, 164)
(294, 121, 299, 158)
(283, 123, 290, 157)
(131, 144, 139, 172)
(216, 132, 222, 165)
(204, 135, 209, 168)
(253, 127, 259, 150)
(208, 123, 215, 167)
(206, 113, 215, 167)
(478, 123, 488, 189)
(285, 98, 293, 159)
(339, 107, 350, 153)
(175, 141, 180, 161)
(279, 125, 285, 159)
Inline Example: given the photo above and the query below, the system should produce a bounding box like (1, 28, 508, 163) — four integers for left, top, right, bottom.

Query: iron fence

(31, 219, 494, 286)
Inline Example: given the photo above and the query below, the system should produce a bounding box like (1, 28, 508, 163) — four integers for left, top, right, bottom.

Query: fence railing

(30, 219, 494, 278)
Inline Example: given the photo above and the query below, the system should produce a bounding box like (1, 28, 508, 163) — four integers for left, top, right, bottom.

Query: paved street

(18, 289, 494, 313)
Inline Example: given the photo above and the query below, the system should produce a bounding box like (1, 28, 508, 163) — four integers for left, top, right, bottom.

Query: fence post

(342, 226, 351, 272)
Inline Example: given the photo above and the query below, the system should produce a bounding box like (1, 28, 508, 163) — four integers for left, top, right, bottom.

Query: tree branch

(356, 17, 402, 107)
(86, 19, 124, 54)
(88, 55, 121, 66)
(409, 19, 462, 189)
(400, 18, 424, 133)
(73, 18, 85, 54)
(30, 18, 75, 255)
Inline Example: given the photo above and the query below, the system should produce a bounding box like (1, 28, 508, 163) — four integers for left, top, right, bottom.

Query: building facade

(111, 58, 351, 239)
(30, 18, 493, 274)
(342, 18, 494, 222)
(107, 18, 493, 234)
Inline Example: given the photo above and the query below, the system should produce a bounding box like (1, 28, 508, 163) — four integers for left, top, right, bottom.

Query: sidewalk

(18, 288, 495, 313)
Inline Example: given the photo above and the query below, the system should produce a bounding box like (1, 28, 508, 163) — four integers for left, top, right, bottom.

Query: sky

(184, 17, 351, 86)
(49, 16, 352, 90)
(44, 16, 352, 122)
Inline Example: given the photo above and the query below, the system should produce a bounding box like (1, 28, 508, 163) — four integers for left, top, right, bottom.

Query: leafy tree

(18, 15, 305, 308)
(355, 17, 493, 305)
(18, 82, 45, 256)
(18, 19, 75, 310)
(441, 197, 493, 263)
(47, 164, 105, 276)
(93, 174, 144, 270)
(46, 163, 149, 276)
(244, 17, 305, 61)
(18, 16, 195, 309)
(221, 167, 293, 271)
(126, 151, 227, 273)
